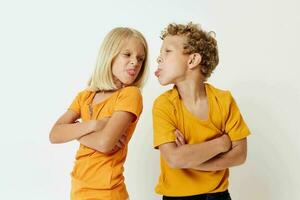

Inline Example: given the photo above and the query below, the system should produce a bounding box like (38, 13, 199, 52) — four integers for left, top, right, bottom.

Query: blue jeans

(162, 190, 231, 200)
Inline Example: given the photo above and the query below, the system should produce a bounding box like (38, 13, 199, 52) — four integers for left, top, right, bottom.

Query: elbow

(235, 151, 247, 166)
(49, 132, 59, 144)
(239, 145, 248, 165)
(161, 146, 187, 169)
(234, 139, 248, 166)
(240, 152, 247, 164)
(166, 158, 180, 169)
(49, 125, 62, 144)
(96, 146, 112, 154)
(95, 140, 115, 154)
(165, 153, 185, 169)
(49, 128, 65, 144)
(49, 134, 63, 144)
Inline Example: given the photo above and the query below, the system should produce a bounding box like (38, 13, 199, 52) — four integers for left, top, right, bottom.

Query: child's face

(112, 37, 145, 87)
(155, 35, 190, 85)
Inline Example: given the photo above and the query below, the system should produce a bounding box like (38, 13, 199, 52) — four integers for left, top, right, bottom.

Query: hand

(106, 133, 127, 154)
(114, 134, 127, 149)
(218, 134, 232, 153)
(174, 129, 186, 147)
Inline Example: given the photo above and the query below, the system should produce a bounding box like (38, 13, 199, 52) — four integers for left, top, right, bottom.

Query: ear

(187, 53, 202, 70)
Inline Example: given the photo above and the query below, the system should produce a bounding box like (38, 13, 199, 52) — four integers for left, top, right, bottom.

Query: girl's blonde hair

(87, 27, 148, 91)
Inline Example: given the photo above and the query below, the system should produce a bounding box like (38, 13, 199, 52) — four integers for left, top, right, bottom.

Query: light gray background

(0, 0, 299, 199)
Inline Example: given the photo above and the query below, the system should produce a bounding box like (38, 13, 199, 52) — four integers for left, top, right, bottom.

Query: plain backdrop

(0, 0, 299, 199)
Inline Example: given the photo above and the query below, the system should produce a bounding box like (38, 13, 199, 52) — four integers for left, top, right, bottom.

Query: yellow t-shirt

(68, 86, 143, 200)
(152, 83, 250, 196)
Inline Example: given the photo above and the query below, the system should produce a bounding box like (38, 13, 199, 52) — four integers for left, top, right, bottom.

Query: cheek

(137, 63, 143, 71)
(111, 63, 117, 74)
(112, 59, 124, 73)
(112, 65, 122, 78)
(113, 56, 127, 66)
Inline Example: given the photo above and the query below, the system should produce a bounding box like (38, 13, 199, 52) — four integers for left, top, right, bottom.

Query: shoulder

(71, 89, 93, 101)
(206, 83, 233, 103)
(115, 86, 143, 103)
(153, 88, 177, 109)
(120, 86, 142, 95)
(118, 86, 142, 99)
(75, 89, 94, 100)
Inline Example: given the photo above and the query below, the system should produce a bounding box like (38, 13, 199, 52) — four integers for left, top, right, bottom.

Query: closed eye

(137, 57, 145, 62)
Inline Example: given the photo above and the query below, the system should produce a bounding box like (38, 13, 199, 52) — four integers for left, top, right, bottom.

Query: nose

(157, 56, 163, 64)
(130, 58, 138, 66)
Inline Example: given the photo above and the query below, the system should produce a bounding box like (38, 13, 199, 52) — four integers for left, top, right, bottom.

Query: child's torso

(71, 90, 136, 195)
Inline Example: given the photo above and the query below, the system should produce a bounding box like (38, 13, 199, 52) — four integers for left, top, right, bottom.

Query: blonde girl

(49, 27, 148, 200)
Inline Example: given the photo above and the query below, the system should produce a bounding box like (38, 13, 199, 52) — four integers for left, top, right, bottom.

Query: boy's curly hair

(161, 22, 219, 79)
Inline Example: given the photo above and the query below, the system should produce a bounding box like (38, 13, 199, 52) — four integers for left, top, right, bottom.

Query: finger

(176, 130, 184, 140)
(120, 136, 126, 145)
(115, 142, 123, 148)
(111, 146, 117, 152)
(175, 130, 186, 144)
(176, 129, 184, 137)
(110, 146, 119, 154)
(174, 131, 182, 141)
(176, 136, 185, 145)
(175, 138, 181, 146)
(173, 130, 178, 135)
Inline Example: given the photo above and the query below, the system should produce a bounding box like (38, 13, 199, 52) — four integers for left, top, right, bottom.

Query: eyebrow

(160, 45, 172, 53)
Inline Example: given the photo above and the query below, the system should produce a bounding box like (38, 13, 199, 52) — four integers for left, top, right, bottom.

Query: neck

(176, 76, 206, 104)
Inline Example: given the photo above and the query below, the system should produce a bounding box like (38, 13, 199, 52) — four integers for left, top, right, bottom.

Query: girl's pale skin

(49, 37, 145, 154)
(155, 35, 247, 171)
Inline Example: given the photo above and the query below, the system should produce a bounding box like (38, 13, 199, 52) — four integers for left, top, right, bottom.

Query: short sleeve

(114, 86, 143, 122)
(225, 92, 251, 141)
(68, 91, 83, 115)
(152, 97, 177, 149)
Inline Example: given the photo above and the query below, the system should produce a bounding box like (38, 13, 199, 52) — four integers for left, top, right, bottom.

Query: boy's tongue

(154, 69, 161, 77)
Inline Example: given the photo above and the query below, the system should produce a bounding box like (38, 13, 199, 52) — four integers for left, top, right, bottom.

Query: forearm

(50, 121, 94, 143)
(78, 131, 107, 152)
(170, 138, 225, 168)
(192, 143, 247, 171)
(78, 126, 126, 153)
(78, 112, 134, 153)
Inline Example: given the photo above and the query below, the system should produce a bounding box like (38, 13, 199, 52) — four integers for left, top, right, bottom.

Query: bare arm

(49, 110, 103, 144)
(158, 131, 232, 169)
(78, 111, 135, 154)
(174, 130, 247, 171)
(192, 139, 247, 171)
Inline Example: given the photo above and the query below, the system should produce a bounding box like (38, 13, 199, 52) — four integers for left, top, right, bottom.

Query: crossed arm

(159, 130, 247, 171)
(49, 109, 135, 154)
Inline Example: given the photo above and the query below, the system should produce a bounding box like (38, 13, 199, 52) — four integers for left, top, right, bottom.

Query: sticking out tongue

(128, 69, 135, 76)
(154, 69, 161, 77)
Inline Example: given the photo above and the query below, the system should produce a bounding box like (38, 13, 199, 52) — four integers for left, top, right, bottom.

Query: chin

(123, 79, 135, 86)
(158, 78, 171, 86)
